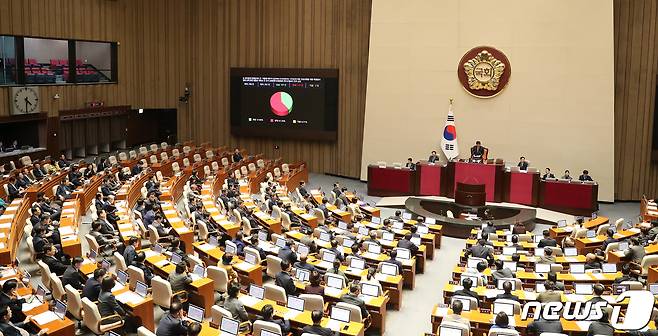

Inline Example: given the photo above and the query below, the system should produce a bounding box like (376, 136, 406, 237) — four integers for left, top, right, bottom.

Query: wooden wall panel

(187, 0, 372, 178)
(614, 0, 658, 200)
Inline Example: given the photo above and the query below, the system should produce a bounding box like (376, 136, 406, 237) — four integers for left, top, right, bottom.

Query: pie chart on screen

(270, 91, 293, 117)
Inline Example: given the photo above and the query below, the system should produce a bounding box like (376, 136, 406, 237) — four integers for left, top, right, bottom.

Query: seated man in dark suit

(57, 154, 70, 168)
(405, 158, 416, 170)
(470, 141, 485, 162)
(257, 304, 290, 334)
(298, 181, 310, 198)
(275, 260, 296, 296)
(428, 151, 440, 163)
(123, 236, 139, 267)
(156, 301, 190, 336)
(340, 283, 370, 318)
(537, 230, 557, 248)
(542, 168, 555, 180)
(55, 179, 72, 202)
(82, 268, 106, 302)
(232, 148, 243, 162)
(466, 239, 493, 260)
(579, 170, 594, 181)
(517, 156, 528, 170)
(0, 280, 27, 324)
(495, 281, 519, 302)
(32, 163, 47, 180)
(385, 250, 404, 275)
(294, 255, 319, 273)
(397, 233, 419, 256)
(302, 310, 338, 336)
(133, 252, 154, 286)
(62, 257, 86, 291)
(277, 240, 298, 265)
(526, 315, 563, 336)
(454, 278, 479, 306)
(0, 304, 48, 336)
(42, 244, 68, 276)
(6, 177, 23, 201)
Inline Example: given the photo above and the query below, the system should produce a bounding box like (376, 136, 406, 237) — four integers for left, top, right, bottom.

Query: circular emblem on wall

(457, 46, 511, 98)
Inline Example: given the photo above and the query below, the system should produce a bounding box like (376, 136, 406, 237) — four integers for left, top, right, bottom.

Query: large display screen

(230, 68, 338, 141)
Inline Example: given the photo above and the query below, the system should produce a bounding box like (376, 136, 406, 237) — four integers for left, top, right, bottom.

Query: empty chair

(299, 294, 324, 312)
(160, 142, 168, 149)
(248, 163, 256, 172)
(152, 276, 185, 309)
(211, 161, 220, 172)
(139, 146, 148, 156)
(108, 155, 117, 165)
(596, 223, 611, 236)
(221, 157, 230, 167)
(172, 148, 180, 158)
(205, 150, 214, 159)
(194, 153, 202, 163)
(240, 165, 248, 176)
(150, 144, 158, 152)
(204, 165, 211, 178)
(489, 329, 520, 336)
(118, 152, 128, 161)
(149, 155, 158, 164)
(438, 321, 470, 336)
(206, 266, 229, 293)
(155, 170, 164, 182)
(172, 162, 181, 175)
(604, 242, 620, 256)
(114, 252, 128, 272)
(37, 260, 52, 289)
(281, 163, 289, 174)
(129, 150, 137, 159)
(234, 170, 242, 180)
(127, 266, 145, 290)
(81, 297, 124, 335)
(160, 152, 169, 161)
(20, 155, 32, 166)
(620, 280, 644, 290)
(615, 218, 625, 231)
(65, 284, 84, 323)
(257, 159, 265, 168)
(183, 146, 191, 154)
(183, 158, 190, 167)
(273, 167, 281, 178)
(49, 273, 66, 301)
(266, 255, 283, 278)
(641, 255, 658, 275)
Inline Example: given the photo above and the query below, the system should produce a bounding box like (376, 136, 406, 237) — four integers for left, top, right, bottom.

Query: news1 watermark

(520, 290, 654, 331)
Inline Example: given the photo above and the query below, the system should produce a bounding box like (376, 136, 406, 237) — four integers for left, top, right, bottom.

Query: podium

(455, 183, 486, 206)
(417, 161, 443, 196)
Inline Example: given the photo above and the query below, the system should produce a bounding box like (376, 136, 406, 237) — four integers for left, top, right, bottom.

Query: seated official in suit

(385, 250, 404, 275)
(302, 310, 338, 336)
(537, 230, 557, 248)
(304, 271, 325, 296)
(495, 281, 520, 302)
(489, 312, 516, 334)
(42, 245, 68, 276)
(232, 148, 243, 162)
(294, 255, 319, 273)
(587, 284, 608, 305)
(277, 240, 298, 265)
(397, 234, 419, 256)
(542, 167, 555, 180)
(133, 252, 154, 286)
(0, 305, 48, 336)
(168, 262, 193, 295)
(0, 280, 27, 324)
(340, 283, 370, 318)
(492, 260, 515, 284)
(466, 239, 493, 260)
(123, 237, 139, 267)
(220, 253, 239, 284)
(587, 310, 614, 336)
(442, 300, 471, 331)
(83, 268, 106, 302)
(222, 284, 248, 322)
(579, 169, 594, 181)
(257, 304, 291, 334)
(517, 156, 528, 170)
(156, 302, 190, 336)
(428, 151, 440, 163)
(625, 237, 646, 263)
(275, 260, 296, 296)
(537, 247, 556, 264)
(562, 169, 573, 180)
(470, 141, 485, 162)
(298, 181, 310, 198)
(98, 277, 127, 329)
(405, 158, 416, 170)
(537, 281, 562, 303)
(62, 257, 86, 291)
(6, 177, 23, 201)
(527, 315, 563, 335)
(454, 278, 479, 305)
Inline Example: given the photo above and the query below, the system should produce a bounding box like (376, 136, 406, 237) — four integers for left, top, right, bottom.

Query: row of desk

(368, 161, 599, 216)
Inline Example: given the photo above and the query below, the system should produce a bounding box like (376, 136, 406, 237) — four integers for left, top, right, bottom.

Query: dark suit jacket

(98, 290, 126, 317)
(495, 293, 520, 302)
(340, 293, 369, 317)
(62, 265, 85, 290)
(385, 258, 404, 275)
(123, 245, 137, 267)
(275, 271, 296, 296)
(0, 292, 26, 323)
(537, 238, 557, 248)
(43, 255, 68, 276)
(527, 318, 563, 335)
(471, 146, 484, 158)
(7, 184, 20, 200)
(517, 161, 528, 170)
(586, 321, 614, 336)
(397, 239, 419, 255)
(82, 277, 102, 301)
(302, 324, 338, 336)
(135, 262, 154, 285)
(156, 313, 187, 336)
(0, 322, 27, 336)
(277, 246, 298, 265)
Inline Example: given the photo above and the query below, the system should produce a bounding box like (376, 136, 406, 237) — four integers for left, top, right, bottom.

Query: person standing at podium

(542, 168, 555, 180)
(517, 157, 528, 170)
(579, 170, 593, 181)
(428, 151, 440, 163)
(405, 158, 416, 170)
(470, 141, 485, 162)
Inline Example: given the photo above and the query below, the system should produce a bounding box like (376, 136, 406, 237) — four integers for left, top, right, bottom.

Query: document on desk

(324, 287, 343, 297)
(118, 223, 133, 230)
(58, 226, 75, 235)
(22, 300, 42, 312)
(572, 273, 591, 281)
(590, 272, 607, 280)
(325, 319, 343, 331)
(143, 250, 158, 259)
(116, 291, 144, 305)
(196, 243, 214, 251)
(32, 311, 59, 325)
(283, 310, 301, 320)
(575, 321, 592, 331)
(155, 260, 169, 267)
(0, 223, 11, 229)
(163, 210, 176, 215)
(1, 268, 16, 277)
(374, 274, 389, 282)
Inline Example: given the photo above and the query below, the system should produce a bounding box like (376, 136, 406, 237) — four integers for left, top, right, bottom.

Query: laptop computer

(535, 263, 550, 273)
(534, 235, 543, 243)
(244, 252, 257, 265)
(337, 221, 348, 230)
(536, 283, 546, 293)
(358, 227, 370, 236)
(467, 258, 480, 269)
(170, 252, 183, 265)
(153, 244, 163, 254)
(101, 259, 111, 270)
(425, 218, 436, 224)
(135, 281, 148, 298)
(287, 296, 305, 312)
(258, 231, 268, 242)
(116, 269, 129, 286)
(439, 325, 463, 336)
(618, 241, 629, 251)
(564, 247, 577, 257)
(493, 302, 514, 316)
(575, 283, 593, 295)
(367, 244, 381, 255)
(557, 219, 567, 227)
(225, 241, 238, 255)
(395, 248, 411, 260)
(410, 237, 422, 246)
(295, 268, 310, 282)
(349, 258, 365, 271)
(208, 235, 218, 247)
(502, 247, 516, 256)
(193, 264, 205, 277)
(402, 213, 412, 220)
(275, 237, 286, 248)
(570, 263, 585, 274)
(613, 284, 630, 295)
(417, 225, 429, 234)
(586, 230, 596, 238)
(319, 231, 331, 242)
(89, 249, 98, 261)
(371, 217, 381, 224)
(392, 221, 404, 230)
(322, 251, 337, 263)
(502, 261, 517, 272)
(602, 263, 617, 273)
(187, 304, 205, 323)
(361, 282, 380, 297)
(53, 300, 67, 320)
(342, 238, 354, 248)
(297, 244, 309, 257)
(249, 284, 265, 299)
(451, 297, 471, 311)
(219, 317, 240, 336)
(650, 283, 658, 295)
(534, 248, 545, 257)
(381, 232, 395, 242)
(331, 306, 351, 323)
(380, 263, 399, 276)
(326, 274, 344, 289)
